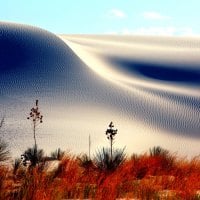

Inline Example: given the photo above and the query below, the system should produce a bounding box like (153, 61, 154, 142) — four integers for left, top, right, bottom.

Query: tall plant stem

(110, 137, 113, 161)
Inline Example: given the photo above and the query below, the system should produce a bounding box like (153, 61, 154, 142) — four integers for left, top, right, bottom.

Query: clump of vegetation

(0, 117, 10, 199)
(0, 117, 10, 163)
(21, 146, 44, 167)
(94, 122, 126, 173)
(94, 147, 126, 172)
(78, 153, 94, 169)
(0, 140, 10, 163)
(50, 148, 65, 161)
(1, 146, 200, 199)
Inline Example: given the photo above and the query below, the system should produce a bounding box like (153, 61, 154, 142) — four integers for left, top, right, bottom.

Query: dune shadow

(0, 23, 200, 152)
(108, 58, 200, 84)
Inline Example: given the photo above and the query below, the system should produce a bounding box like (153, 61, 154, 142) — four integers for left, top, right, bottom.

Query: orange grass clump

(1, 149, 200, 200)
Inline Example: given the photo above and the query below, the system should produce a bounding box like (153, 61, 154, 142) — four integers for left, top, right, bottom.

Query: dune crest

(0, 23, 199, 157)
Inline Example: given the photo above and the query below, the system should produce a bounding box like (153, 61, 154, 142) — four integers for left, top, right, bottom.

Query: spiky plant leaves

(112, 148, 126, 170)
(0, 118, 4, 128)
(0, 117, 10, 163)
(50, 148, 65, 160)
(94, 147, 126, 172)
(149, 146, 175, 172)
(131, 153, 139, 162)
(13, 158, 21, 175)
(21, 146, 44, 167)
(78, 154, 94, 169)
(149, 146, 169, 157)
(0, 140, 10, 162)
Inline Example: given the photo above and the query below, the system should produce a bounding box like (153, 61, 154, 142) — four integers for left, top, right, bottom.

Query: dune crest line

(0, 23, 199, 158)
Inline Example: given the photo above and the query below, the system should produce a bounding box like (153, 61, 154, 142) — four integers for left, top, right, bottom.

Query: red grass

(1, 150, 200, 199)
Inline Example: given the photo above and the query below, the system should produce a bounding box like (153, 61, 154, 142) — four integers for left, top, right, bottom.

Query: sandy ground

(0, 22, 199, 159)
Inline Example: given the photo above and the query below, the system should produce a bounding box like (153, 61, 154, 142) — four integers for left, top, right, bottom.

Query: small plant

(94, 122, 125, 172)
(50, 148, 65, 160)
(149, 146, 175, 172)
(13, 158, 22, 176)
(21, 146, 44, 167)
(149, 146, 169, 157)
(105, 121, 118, 161)
(94, 147, 125, 172)
(26, 100, 43, 166)
(0, 117, 10, 163)
(0, 117, 4, 128)
(0, 140, 10, 162)
(78, 154, 93, 169)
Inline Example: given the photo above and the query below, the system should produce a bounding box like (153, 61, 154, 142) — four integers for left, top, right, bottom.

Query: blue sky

(1, 0, 200, 36)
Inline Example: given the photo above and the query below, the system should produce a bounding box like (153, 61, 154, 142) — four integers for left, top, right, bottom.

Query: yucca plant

(0, 117, 4, 128)
(94, 122, 125, 172)
(149, 146, 169, 157)
(0, 117, 10, 199)
(50, 148, 65, 161)
(0, 117, 10, 163)
(105, 122, 118, 161)
(26, 100, 43, 166)
(149, 146, 175, 172)
(78, 154, 94, 169)
(94, 147, 126, 172)
(13, 158, 21, 175)
(0, 140, 10, 162)
(21, 146, 44, 167)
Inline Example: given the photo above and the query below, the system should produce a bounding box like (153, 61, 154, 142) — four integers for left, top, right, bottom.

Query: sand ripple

(0, 23, 199, 157)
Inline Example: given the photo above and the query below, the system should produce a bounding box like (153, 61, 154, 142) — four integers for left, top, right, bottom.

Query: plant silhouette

(24, 100, 43, 166)
(0, 117, 10, 162)
(105, 121, 118, 161)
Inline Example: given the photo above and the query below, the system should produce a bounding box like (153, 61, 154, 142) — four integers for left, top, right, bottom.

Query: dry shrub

(1, 148, 200, 200)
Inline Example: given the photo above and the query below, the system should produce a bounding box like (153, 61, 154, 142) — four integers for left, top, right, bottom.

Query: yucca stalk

(27, 100, 43, 166)
(105, 122, 118, 161)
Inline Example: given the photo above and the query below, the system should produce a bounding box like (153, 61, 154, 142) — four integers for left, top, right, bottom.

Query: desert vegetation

(0, 101, 200, 200)
(0, 146, 200, 199)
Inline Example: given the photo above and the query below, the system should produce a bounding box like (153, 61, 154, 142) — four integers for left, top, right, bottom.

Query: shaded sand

(0, 22, 199, 158)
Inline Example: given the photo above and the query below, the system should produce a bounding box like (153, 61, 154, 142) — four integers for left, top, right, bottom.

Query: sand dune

(0, 22, 199, 158)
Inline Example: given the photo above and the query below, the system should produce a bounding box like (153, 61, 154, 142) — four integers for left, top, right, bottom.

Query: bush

(94, 147, 126, 172)
(21, 146, 44, 167)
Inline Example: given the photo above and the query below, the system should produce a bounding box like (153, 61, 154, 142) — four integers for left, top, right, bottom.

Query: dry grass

(0, 149, 200, 200)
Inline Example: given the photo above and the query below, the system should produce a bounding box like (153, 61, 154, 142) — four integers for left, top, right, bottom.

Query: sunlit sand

(0, 22, 199, 158)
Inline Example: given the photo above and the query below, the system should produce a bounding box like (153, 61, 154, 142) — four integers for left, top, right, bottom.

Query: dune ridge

(0, 22, 199, 158)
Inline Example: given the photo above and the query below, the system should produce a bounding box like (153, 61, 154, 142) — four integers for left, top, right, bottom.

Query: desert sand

(0, 22, 199, 158)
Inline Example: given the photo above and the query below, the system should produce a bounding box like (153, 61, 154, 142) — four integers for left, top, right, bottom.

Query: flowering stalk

(105, 122, 118, 161)
(27, 100, 43, 165)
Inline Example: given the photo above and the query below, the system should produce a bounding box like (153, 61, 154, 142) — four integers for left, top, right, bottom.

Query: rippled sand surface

(0, 23, 199, 158)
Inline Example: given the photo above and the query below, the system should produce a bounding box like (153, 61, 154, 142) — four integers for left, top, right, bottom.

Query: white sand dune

(0, 22, 199, 158)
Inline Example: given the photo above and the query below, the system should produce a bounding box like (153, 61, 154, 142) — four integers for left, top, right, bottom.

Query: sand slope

(0, 23, 199, 157)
